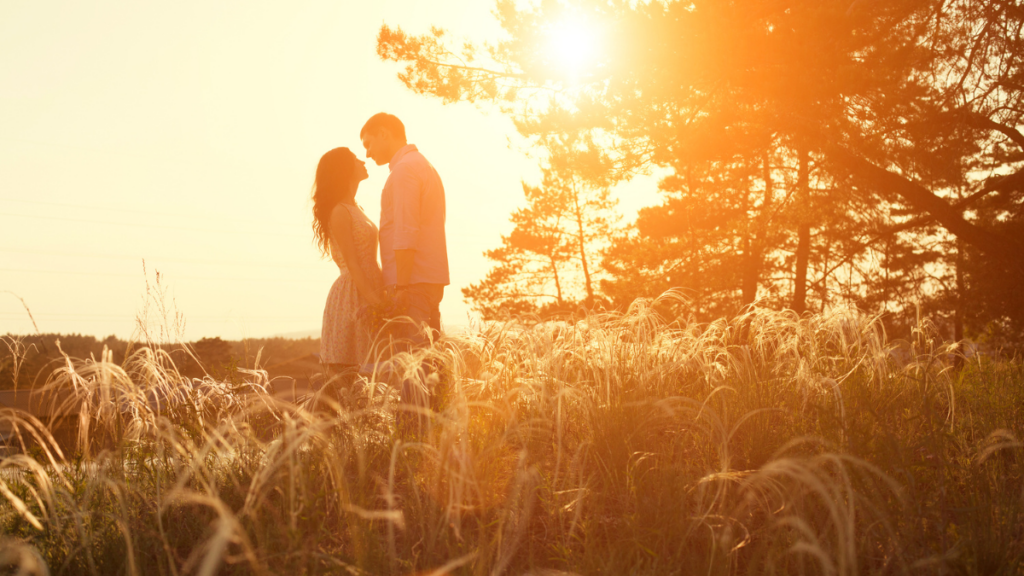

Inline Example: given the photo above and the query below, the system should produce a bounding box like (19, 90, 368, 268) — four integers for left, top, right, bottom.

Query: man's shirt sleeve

(390, 163, 421, 251)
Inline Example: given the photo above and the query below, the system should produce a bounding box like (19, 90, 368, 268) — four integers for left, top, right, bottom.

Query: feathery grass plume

(133, 261, 186, 349)
(1, 336, 38, 391)
(0, 294, 1022, 573)
(1, 292, 40, 335)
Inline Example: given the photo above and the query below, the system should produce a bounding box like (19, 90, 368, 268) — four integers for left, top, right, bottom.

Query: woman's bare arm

(329, 205, 383, 307)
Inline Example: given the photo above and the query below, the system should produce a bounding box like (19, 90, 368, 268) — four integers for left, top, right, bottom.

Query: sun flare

(546, 18, 600, 77)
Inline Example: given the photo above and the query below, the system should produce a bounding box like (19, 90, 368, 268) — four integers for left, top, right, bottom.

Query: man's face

(361, 129, 392, 166)
(355, 157, 369, 181)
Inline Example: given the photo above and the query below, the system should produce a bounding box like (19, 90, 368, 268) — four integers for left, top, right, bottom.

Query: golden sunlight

(545, 17, 600, 77)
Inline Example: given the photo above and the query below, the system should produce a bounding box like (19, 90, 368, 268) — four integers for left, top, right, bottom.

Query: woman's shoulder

(329, 202, 359, 223)
(330, 203, 376, 233)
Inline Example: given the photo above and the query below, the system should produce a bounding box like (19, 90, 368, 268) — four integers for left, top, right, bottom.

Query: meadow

(1, 293, 1022, 575)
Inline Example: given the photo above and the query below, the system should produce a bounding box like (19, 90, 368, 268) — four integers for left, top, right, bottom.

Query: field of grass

(1, 295, 1023, 575)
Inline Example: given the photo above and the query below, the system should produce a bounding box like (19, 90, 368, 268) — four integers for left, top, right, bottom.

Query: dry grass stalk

(0, 292, 1020, 574)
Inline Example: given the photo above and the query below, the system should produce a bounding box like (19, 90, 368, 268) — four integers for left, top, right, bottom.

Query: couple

(311, 113, 448, 390)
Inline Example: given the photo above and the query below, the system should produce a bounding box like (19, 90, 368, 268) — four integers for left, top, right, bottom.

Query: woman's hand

(392, 287, 412, 315)
(366, 290, 384, 307)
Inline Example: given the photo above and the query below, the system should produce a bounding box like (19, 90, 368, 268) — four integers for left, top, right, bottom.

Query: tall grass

(1, 293, 1022, 575)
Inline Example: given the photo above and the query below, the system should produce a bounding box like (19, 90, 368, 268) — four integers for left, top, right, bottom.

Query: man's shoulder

(394, 147, 431, 170)
(389, 150, 435, 183)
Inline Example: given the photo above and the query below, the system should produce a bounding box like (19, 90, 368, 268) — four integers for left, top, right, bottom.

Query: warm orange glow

(0, 1, 529, 340)
(546, 17, 600, 78)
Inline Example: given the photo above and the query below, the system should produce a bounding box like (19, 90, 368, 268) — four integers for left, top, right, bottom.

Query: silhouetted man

(360, 113, 449, 425)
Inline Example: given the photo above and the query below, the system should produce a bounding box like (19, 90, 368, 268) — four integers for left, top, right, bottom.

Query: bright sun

(546, 18, 600, 77)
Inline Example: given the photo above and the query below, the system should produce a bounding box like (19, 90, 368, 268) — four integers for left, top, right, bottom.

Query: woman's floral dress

(320, 203, 384, 365)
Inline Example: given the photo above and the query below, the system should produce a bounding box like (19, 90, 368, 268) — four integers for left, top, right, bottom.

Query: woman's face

(353, 156, 369, 182)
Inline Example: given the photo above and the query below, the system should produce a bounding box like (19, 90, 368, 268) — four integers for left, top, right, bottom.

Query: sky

(0, 0, 660, 341)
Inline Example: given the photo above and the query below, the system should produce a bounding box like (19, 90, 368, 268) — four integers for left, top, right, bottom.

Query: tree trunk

(739, 168, 756, 305)
(741, 236, 758, 305)
(570, 180, 595, 303)
(550, 256, 564, 304)
(954, 240, 965, 370)
(819, 231, 830, 313)
(793, 148, 811, 314)
(742, 149, 775, 305)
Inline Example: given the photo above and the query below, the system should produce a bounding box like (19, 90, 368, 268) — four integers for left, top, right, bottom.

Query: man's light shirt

(379, 144, 450, 287)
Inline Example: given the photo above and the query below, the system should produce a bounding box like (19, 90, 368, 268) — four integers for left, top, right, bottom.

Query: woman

(312, 147, 385, 377)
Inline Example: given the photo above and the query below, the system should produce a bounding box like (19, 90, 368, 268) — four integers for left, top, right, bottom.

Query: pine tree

(380, 0, 1024, 337)
(463, 136, 619, 319)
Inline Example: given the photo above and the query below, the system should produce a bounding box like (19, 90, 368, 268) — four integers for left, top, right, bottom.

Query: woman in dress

(312, 147, 385, 378)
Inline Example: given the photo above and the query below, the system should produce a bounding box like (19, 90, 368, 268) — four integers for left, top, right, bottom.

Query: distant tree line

(378, 0, 1024, 345)
(0, 334, 320, 390)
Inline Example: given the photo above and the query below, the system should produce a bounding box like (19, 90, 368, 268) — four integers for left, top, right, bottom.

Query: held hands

(391, 286, 412, 315)
(361, 287, 409, 331)
(366, 290, 384, 308)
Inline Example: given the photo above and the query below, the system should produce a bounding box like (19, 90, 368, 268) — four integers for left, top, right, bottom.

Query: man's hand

(366, 290, 384, 308)
(392, 287, 412, 316)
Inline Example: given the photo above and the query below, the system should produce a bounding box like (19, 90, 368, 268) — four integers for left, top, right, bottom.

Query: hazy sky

(1, 0, 659, 340)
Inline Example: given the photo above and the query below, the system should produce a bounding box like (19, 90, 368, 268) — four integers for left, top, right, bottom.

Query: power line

(0, 312, 316, 321)
(1, 211, 303, 237)
(0, 246, 325, 270)
(0, 267, 326, 283)
(0, 136, 181, 161)
(0, 196, 300, 228)
(0, 312, 135, 319)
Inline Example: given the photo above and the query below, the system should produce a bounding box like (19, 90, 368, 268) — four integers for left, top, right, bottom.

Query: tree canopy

(379, 0, 1024, 340)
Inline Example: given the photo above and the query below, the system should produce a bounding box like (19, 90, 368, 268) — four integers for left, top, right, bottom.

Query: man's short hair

(360, 113, 407, 142)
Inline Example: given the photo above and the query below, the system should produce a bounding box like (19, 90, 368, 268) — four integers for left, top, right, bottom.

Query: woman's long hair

(312, 147, 356, 257)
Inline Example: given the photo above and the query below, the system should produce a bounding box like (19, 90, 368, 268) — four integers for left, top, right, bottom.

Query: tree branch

(417, 59, 526, 80)
(982, 168, 1024, 193)
(967, 112, 1024, 150)
(827, 145, 1023, 267)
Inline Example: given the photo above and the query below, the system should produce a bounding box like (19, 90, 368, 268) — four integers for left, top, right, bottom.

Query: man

(361, 113, 449, 423)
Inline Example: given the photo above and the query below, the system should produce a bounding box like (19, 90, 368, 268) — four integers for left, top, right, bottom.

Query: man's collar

(388, 144, 417, 171)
